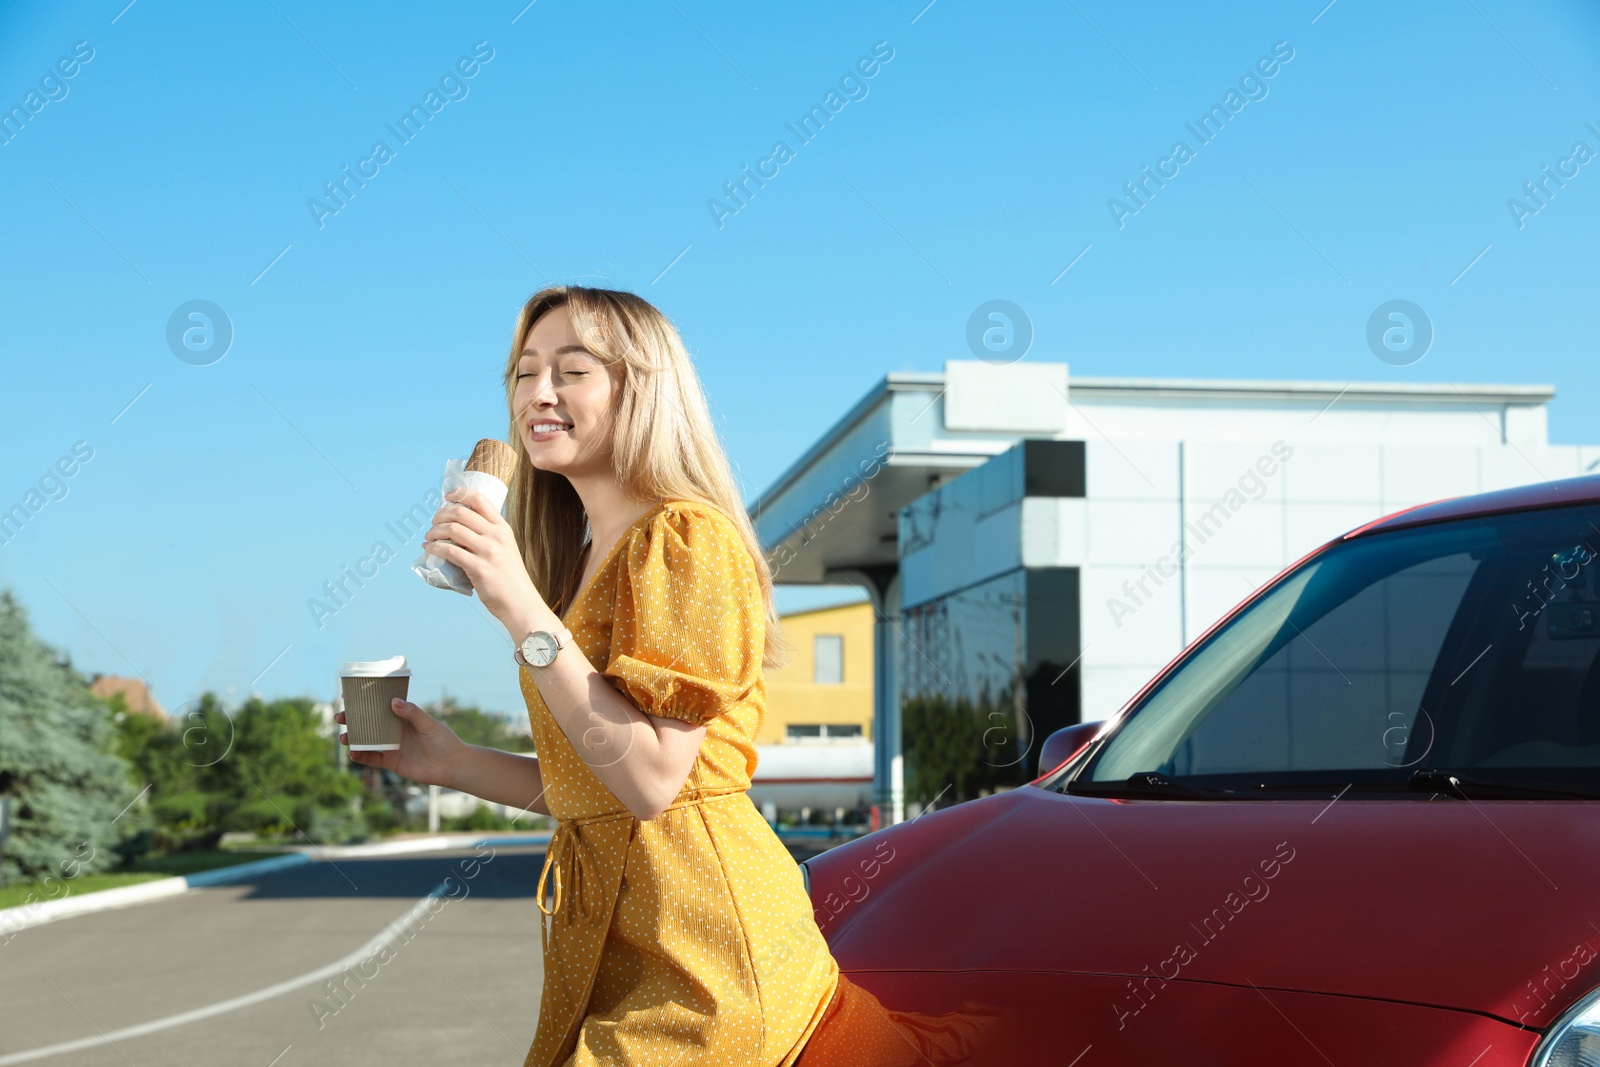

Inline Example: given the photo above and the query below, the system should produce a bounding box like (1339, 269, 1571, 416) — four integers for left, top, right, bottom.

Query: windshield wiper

(1068, 772, 1228, 799)
(1408, 769, 1600, 800)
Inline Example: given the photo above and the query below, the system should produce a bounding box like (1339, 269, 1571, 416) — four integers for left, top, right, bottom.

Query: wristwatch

(515, 627, 572, 669)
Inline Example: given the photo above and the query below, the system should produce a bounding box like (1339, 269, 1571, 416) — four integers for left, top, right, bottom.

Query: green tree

(107, 692, 198, 799)
(0, 588, 142, 882)
(431, 696, 535, 753)
(105, 688, 364, 845)
(208, 695, 360, 838)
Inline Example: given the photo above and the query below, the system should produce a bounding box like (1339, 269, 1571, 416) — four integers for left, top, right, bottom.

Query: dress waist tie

(525, 785, 749, 1067)
(536, 786, 748, 923)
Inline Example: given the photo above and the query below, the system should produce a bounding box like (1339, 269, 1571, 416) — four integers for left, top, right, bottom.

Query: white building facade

(750, 361, 1596, 823)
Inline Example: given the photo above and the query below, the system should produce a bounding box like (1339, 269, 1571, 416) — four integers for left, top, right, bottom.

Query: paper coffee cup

(339, 655, 411, 750)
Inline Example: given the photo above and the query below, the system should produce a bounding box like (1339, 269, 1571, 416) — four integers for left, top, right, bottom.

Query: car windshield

(1073, 502, 1600, 798)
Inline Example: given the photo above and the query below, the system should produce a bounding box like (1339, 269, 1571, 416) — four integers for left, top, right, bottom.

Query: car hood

(812, 786, 1600, 1028)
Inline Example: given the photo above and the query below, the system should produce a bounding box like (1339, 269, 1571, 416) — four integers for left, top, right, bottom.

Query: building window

(786, 723, 864, 742)
(814, 634, 843, 684)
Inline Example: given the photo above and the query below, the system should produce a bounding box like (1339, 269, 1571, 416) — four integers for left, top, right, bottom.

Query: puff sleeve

(600, 503, 764, 727)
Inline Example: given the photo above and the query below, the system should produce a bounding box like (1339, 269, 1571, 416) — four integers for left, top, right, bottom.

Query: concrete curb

(0, 832, 552, 939)
(183, 852, 312, 886)
(0, 876, 192, 937)
(311, 831, 551, 859)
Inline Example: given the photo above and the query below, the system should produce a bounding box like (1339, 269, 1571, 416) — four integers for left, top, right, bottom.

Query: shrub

(224, 794, 302, 836)
(151, 827, 225, 852)
(151, 790, 210, 829)
(361, 796, 398, 835)
(444, 803, 510, 832)
(111, 827, 155, 867)
(902, 677, 1033, 807)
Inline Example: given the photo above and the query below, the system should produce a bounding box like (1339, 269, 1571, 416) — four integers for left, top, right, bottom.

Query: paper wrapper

(410, 458, 511, 597)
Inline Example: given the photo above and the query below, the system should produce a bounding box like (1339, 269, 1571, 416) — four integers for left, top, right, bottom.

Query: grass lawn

(0, 850, 285, 911)
(131, 849, 285, 877)
(0, 871, 169, 911)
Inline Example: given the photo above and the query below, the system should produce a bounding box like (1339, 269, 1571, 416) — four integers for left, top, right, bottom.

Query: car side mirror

(1037, 722, 1102, 777)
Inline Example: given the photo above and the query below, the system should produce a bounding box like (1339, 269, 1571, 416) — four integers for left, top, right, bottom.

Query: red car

(797, 473, 1600, 1066)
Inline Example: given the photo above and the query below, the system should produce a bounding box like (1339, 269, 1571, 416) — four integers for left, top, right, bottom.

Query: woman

(337, 286, 840, 1066)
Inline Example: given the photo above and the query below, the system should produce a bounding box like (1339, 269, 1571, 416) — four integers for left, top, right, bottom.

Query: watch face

(524, 631, 559, 667)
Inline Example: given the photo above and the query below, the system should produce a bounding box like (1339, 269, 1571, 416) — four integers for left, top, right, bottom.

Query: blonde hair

(500, 285, 792, 671)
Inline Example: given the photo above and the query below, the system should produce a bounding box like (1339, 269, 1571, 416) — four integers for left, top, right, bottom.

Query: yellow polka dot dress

(519, 500, 840, 1067)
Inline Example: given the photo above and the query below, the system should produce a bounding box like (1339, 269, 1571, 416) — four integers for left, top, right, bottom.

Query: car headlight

(1531, 984, 1600, 1066)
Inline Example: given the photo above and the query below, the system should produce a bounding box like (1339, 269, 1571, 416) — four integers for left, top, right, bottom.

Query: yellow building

(759, 600, 875, 745)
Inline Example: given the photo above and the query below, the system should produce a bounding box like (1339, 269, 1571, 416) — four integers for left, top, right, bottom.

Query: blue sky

(3, 0, 1599, 722)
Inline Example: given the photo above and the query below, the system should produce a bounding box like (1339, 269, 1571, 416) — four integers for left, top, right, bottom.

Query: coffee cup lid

(339, 655, 410, 677)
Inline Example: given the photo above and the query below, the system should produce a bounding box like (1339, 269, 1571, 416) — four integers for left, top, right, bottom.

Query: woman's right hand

(337, 698, 467, 788)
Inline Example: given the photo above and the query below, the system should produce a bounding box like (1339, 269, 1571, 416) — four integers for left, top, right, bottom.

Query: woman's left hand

(423, 487, 544, 627)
